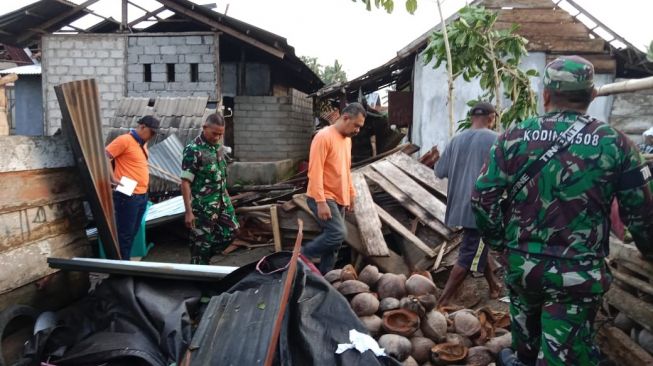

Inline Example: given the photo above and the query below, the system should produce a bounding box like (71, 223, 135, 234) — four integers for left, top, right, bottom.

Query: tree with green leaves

(353, 0, 417, 14)
(423, 5, 539, 130)
(300, 56, 348, 85)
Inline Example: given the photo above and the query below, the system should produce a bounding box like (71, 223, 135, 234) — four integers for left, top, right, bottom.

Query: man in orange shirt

(302, 103, 365, 274)
(106, 115, 159, 259)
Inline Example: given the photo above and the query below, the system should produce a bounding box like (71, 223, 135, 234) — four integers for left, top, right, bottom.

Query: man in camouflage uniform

(181, 113, 239, 265)
(472, 56, 653, 366)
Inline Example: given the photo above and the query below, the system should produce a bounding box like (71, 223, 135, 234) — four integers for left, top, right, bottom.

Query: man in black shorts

(431, 102, 502, 307)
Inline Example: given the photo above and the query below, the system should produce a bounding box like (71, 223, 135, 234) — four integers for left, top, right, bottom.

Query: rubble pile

(326, 264, 512, 366)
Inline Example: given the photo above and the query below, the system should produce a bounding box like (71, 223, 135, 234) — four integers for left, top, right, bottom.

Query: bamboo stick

(596, 76, 653, 96)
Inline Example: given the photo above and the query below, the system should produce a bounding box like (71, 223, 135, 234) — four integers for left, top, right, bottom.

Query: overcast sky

(4, 0, 652, 79)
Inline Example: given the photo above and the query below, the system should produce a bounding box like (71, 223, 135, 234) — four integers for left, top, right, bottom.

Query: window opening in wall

(190, 63, 199, 82)
(144, 64, 152, 82)
(167, 63, 175, 82)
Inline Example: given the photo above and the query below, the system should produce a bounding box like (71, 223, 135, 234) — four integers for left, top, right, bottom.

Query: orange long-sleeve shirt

(307, 125, 356, 206)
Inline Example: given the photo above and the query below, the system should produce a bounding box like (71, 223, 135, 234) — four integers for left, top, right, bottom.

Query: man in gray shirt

(433, 102, 502, 307)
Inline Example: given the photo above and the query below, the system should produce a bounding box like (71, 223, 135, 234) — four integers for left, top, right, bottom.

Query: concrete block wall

(42, 35, 126, 135)
(234, 89, 314, 161)
(610, 78, 653, 144)
(127, 35, 216, 99)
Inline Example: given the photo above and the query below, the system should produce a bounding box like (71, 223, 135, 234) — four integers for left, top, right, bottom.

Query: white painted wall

(411, 52, 615, 155)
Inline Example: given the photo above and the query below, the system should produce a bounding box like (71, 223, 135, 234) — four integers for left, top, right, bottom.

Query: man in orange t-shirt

(302, 103, 365, 274)
(105, 115, 159, 259)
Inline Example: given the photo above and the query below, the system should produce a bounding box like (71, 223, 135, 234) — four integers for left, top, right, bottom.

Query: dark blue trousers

(113, 191, 148, 260)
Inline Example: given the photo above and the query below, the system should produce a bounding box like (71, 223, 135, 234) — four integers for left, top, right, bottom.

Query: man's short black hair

(342, 102, 366, 118)
(137, 115, 160, 130)
(550, 88, 593, 109)
(205, 113, 225, 126)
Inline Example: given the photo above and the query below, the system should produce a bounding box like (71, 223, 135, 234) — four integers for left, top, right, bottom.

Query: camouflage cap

(543, 56, 594, 91)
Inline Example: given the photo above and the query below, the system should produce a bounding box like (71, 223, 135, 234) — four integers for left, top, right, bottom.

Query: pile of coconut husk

(326, 264, 512, 366)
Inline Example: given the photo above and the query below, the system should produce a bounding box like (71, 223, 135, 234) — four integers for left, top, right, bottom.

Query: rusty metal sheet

(55, 79, 120, 259)
(388, 91, 413, 128)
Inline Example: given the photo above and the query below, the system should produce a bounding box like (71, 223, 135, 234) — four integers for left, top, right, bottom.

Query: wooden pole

(121, 0, 128, 32)
(270, 205, 282, 252)
(263, 219, 303, 366)
(436, 0, 454, 139)
(596, 76, 653, 96)
(596, 325, 653, 366)
(604, 285, 653, 333)
(611, 267, 653, 297)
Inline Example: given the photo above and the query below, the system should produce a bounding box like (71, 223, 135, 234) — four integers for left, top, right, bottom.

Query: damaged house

(313, 0, 653, 154)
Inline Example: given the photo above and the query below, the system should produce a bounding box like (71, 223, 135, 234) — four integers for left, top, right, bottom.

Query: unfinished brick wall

(233, 89, 314, 161)
(126, 34, 217, 99)
(42, 34, 126, 135)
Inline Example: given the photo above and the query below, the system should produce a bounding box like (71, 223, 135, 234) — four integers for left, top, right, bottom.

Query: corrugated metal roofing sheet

(153, 96, 208, 117)
(0, 64, 41, 75)
(116, 97, 150, 116)
(149, 134, 183, 183)
(55, 78, 119, 259)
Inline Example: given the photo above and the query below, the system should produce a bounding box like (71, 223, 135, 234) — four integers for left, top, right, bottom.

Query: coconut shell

(324, 269, 342, 283)
(380, 297, 401, 313)
(466, 346, 493, 366)
(638, 329, 653, 354)
(338, 280, 369, 296)
(485, 332, 512, 355)
(445, 333, 473, 348)
(359, 265, 382, 287)
(412, 270, 433, 282)
(400, 296, 426, 318)
(430, 342, 468, 365)
(421, 310, 448, 343)
(453, 311, 481, 337)
(341, 264, 358, 281)
(359, 315, 383, 336)
(377, 273, 407, 299)
(332, 281, 343, 291)
(379, 334, 412, 362)
(406, 274, 437, 296)
(351, 293, 380, 316)
(614, 312, 635, 334)
(411, 337, 436, 364)
(383, 309, 421, 337)
(403, 356, 419, 366)
(417, 294, 437, 312)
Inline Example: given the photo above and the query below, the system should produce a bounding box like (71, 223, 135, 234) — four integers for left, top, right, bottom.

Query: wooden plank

(386, 152, 447, 199)
(352, 173, 390, 257)
(375, 204, 436, 258)
(0, 232, 91, 295)
(292, 194, 409, 275)
(270, 205, 282, 252)
(0, 199, 86, 253)
(525, 37, 605, 53)
(364, 168, 453, 239)
(0, 168, 84, 212)
(547, 54, 616, 74)
(497, 8, 575, 24)
(611, 267, 653, 297)
(609, 240, 653, 279)
(597, 325, 653, 366)
(495, 21, 590, 38)
(604, 285, 653, 333)
(482, 0, 555, 9)
(0, 135, 74, 172)
(278, 208, 322, 232)
(371, 160, 448, 223)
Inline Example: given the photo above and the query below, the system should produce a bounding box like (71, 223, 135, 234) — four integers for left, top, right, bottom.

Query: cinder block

(169, 37, 187, 45)
(198, 63, 213, 73)
(151, 64, 166, 73)
(127, 53, 138, 64)
(176, 64, 190, 72)
(110, 50, 123, 58)
(128, 37, 138, 46)
(137, 37, 153, 46)
(176, 72, 191, 82)
(150, 82, 165, 90)
(69, 50, 82, 58)
(74, 58, 88, 67)
(127, 64, 141, 73)
(159, 54, 178, 63)
(61, 58, 74, 66)
(60, 40, 74, 49)
(184, 54, 201, 63)
(144, 45, 159, 55)
(101, 75, 116, 83)
(110, 84, 124, 93)
(151, 72, 166, 82)
(138, 54, 154, 64)
(160, 46, 176, 55)
(186, 36, 202, 45)
(55, 66, 69, 74)
(201, 54, 214, 63)
(102, 58, 117, 68)
(96, 66, 109, 75)
(198, 72, 214, 82)
(190, 45, 210, 53)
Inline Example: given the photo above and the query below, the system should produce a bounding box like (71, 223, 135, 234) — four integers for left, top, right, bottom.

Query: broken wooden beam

(292, 194, 409, 275)
(363, 168, 453, 239)
(371, 160, 447, 223)
(609, 240, 653, 279)
(597, 325, 653, 366)
(352, 173, 389, 257)
(375, 204, 436, 258)
(270, 205, 282, 253)
(604, 285, 653, 333)
(385, 152, 448, 199)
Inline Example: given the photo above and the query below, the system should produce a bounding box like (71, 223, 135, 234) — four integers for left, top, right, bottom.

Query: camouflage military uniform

(181, 134, 239, 265)
(472, 57, 653, 365)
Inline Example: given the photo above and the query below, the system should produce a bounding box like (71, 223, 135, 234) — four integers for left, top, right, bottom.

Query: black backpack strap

(505, 114, 595, 207)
